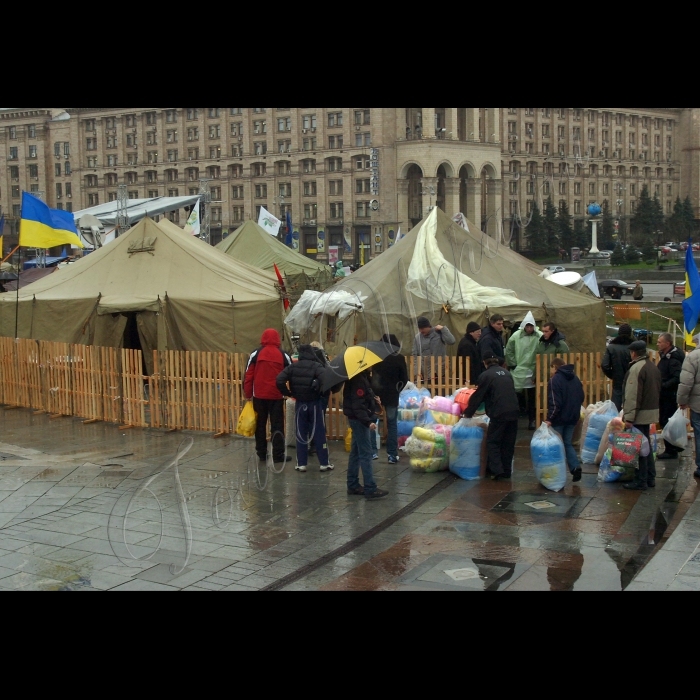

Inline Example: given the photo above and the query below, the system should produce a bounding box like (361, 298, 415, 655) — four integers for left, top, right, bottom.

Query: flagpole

(14, 246, 21, 339)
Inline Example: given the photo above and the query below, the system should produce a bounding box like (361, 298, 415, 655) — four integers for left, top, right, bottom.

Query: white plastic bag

(531, 423, 568, 492)
(661, 409, 689, 449)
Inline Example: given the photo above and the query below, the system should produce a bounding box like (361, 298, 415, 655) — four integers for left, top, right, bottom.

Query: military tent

(285, 207, 606, 354)
(0, 217, 285, 368)
(216, 220, 333, 302)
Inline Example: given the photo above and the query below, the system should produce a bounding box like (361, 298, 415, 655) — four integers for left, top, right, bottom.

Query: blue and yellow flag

(683, 242, 700, 346)
(19, 192, 83, 249)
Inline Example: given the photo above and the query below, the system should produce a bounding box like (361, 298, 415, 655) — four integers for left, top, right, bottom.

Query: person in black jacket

(343, 371, 389, 500)
(276, 345, 333, 474)
(464, 352, 520, 481)
(476, 315, 506, 378)
(602, 324, 634, 410)
(374, 335, 408, 464)
(457, 322, 482, 386)
(546, 358, 586, 482)
(657, 333, 686, 460)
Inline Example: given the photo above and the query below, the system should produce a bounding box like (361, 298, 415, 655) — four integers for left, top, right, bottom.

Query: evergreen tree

(630, 185, 657, 247)
(641, 237, 656, 261)
(601, 200, 616, 250)
(543, 196, 560, 253)
(611, 244, 626, 267)
(667, 196, 685, 241)
(525, 202, 547, 256)
(683, 196, 697, 240)
(652, 194, 665, 242)
(625, 243, 640, 265)
(558, 201, 574, 252)
(573, 219, 589, 249)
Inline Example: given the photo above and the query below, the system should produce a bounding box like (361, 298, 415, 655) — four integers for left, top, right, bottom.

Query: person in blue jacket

(545, 358, 586, 482)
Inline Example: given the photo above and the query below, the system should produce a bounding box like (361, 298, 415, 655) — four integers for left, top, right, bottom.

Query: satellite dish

(79, 214, 106, 248)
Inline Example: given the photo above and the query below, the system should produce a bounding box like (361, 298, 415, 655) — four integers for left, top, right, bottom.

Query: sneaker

(372, 454, 379, 461)
(347, 487, 365, 496)
(388, 456, 400, 465)
(320, 464, 335, 472)
(572, 468, 583, 483)
(624, 482, 648, 491)
(365, 489, 389, 500)
(274, 456, 293, 464)
(295, 464, 308, 473)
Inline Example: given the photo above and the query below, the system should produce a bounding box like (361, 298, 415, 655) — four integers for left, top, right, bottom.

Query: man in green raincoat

(505, 312, 542, 430)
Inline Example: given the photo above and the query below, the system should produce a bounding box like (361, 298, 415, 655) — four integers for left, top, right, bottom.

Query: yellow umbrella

(321, 341, 398, 392)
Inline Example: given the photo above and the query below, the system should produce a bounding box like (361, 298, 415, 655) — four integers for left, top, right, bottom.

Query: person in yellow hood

(505, 311, 542, 430)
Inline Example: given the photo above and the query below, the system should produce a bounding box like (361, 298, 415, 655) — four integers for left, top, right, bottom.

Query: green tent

(216, 221, 333, 303)
(286, 207, 606, 355)
(0, 217, 286, 368)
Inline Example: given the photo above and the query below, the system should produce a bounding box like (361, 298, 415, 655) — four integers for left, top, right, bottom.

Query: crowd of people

(242, 314, 700, 502)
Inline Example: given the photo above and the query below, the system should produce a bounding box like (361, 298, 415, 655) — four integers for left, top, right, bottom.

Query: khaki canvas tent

(216, 221, 333, 302)
(0, 217, 285, 369)
(285, 208, 606, 355)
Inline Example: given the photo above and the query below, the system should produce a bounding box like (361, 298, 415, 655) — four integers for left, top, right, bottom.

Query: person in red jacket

(244, 329, 292, 463)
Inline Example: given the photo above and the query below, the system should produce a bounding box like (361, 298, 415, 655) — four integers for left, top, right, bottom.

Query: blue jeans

(553, 424, 580, 474)
(691, 411, 700, 468)
(385, 406, 398, 458)
(296, 401, 330, 467)
(348, 420, 377, 494)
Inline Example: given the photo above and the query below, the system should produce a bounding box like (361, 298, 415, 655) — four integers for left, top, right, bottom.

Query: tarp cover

(0, 217, 285, 360)
(297, 207, 606, 354)
(73, 196, 201, 226)
(216, 220, 333, 295)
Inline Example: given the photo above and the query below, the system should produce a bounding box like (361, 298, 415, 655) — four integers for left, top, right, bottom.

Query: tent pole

(14, 247, 21, 339)
(2, 245, 19, 265)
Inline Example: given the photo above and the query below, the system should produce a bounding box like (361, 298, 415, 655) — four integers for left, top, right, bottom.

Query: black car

(599, 279, 635, 297)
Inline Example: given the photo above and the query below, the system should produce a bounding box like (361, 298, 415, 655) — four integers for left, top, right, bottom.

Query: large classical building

(1, 107, 699, 261)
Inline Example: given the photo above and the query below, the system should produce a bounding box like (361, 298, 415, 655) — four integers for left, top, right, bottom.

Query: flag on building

(395, 228, 404, 244)
(285, 212, 293, 247)
(453, 213, 470, 232)
(19, 192, 83, 249)
(684, 242, 700, 346)
(258, 207, 282, 237)
(184, 200, 201, 237)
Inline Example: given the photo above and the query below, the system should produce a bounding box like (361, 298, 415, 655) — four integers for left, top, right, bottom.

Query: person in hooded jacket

(602, 324, 634, 410)
(457, 322, 482, 386)
(505, 311, 543, 430)
(538, 322, 570, 356)
(244, 329, 293, 464)
(276, 345, 333, 473)
(343, 370, 389, 500)
(546, 358, 586, 482)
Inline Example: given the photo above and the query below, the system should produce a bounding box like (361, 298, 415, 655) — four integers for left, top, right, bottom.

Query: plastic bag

(450, 418, 486, 481)
(405, 426, 451, 473)
(595, 416, 625, 466)
(661, 409, 689, 449)
(581, 401, 619, 464)
(610, 432, 643, 481)
(237, 401, 258, 438)
(531, 423, 568, 492)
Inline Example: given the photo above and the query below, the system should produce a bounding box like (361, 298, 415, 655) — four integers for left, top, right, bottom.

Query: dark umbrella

(320, 341, 400, 393)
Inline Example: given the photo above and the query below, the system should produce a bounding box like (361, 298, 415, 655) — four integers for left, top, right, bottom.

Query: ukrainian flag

(19, 192, 83, 250)
(683, 242, 700, 346)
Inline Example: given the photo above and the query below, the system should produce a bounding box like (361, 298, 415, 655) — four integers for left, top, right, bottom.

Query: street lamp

(422, 183, 436, 215)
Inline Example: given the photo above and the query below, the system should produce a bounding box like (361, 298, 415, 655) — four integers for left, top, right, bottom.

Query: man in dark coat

(277, 345, 333, 473)
(476, 315, 506, 377)
(546, 358, 586, 482)
(457, 322, 482, 386)
(343, 371, 389, 500)
(244, 329, 293, 464)
(602, 324, 634, 410)
(373, 334, 408, 464)
(656, 333, 685, 460)
(463, 352, 520, 481)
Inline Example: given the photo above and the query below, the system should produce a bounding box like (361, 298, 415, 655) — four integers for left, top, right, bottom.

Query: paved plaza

(0, 408, 698, 592)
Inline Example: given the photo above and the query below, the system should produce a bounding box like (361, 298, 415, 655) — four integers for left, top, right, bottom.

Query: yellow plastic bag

(237, 402, 258, 438)
(345, 428, 353, 453)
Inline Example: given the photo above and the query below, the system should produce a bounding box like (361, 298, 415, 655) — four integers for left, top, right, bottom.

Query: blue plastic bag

(581, 401, 619, 464)
(450, 419, 485, 481)
(531, 423, 568, 492)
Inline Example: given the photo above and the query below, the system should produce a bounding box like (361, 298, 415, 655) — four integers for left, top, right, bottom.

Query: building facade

(0, 107, 697, 261)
